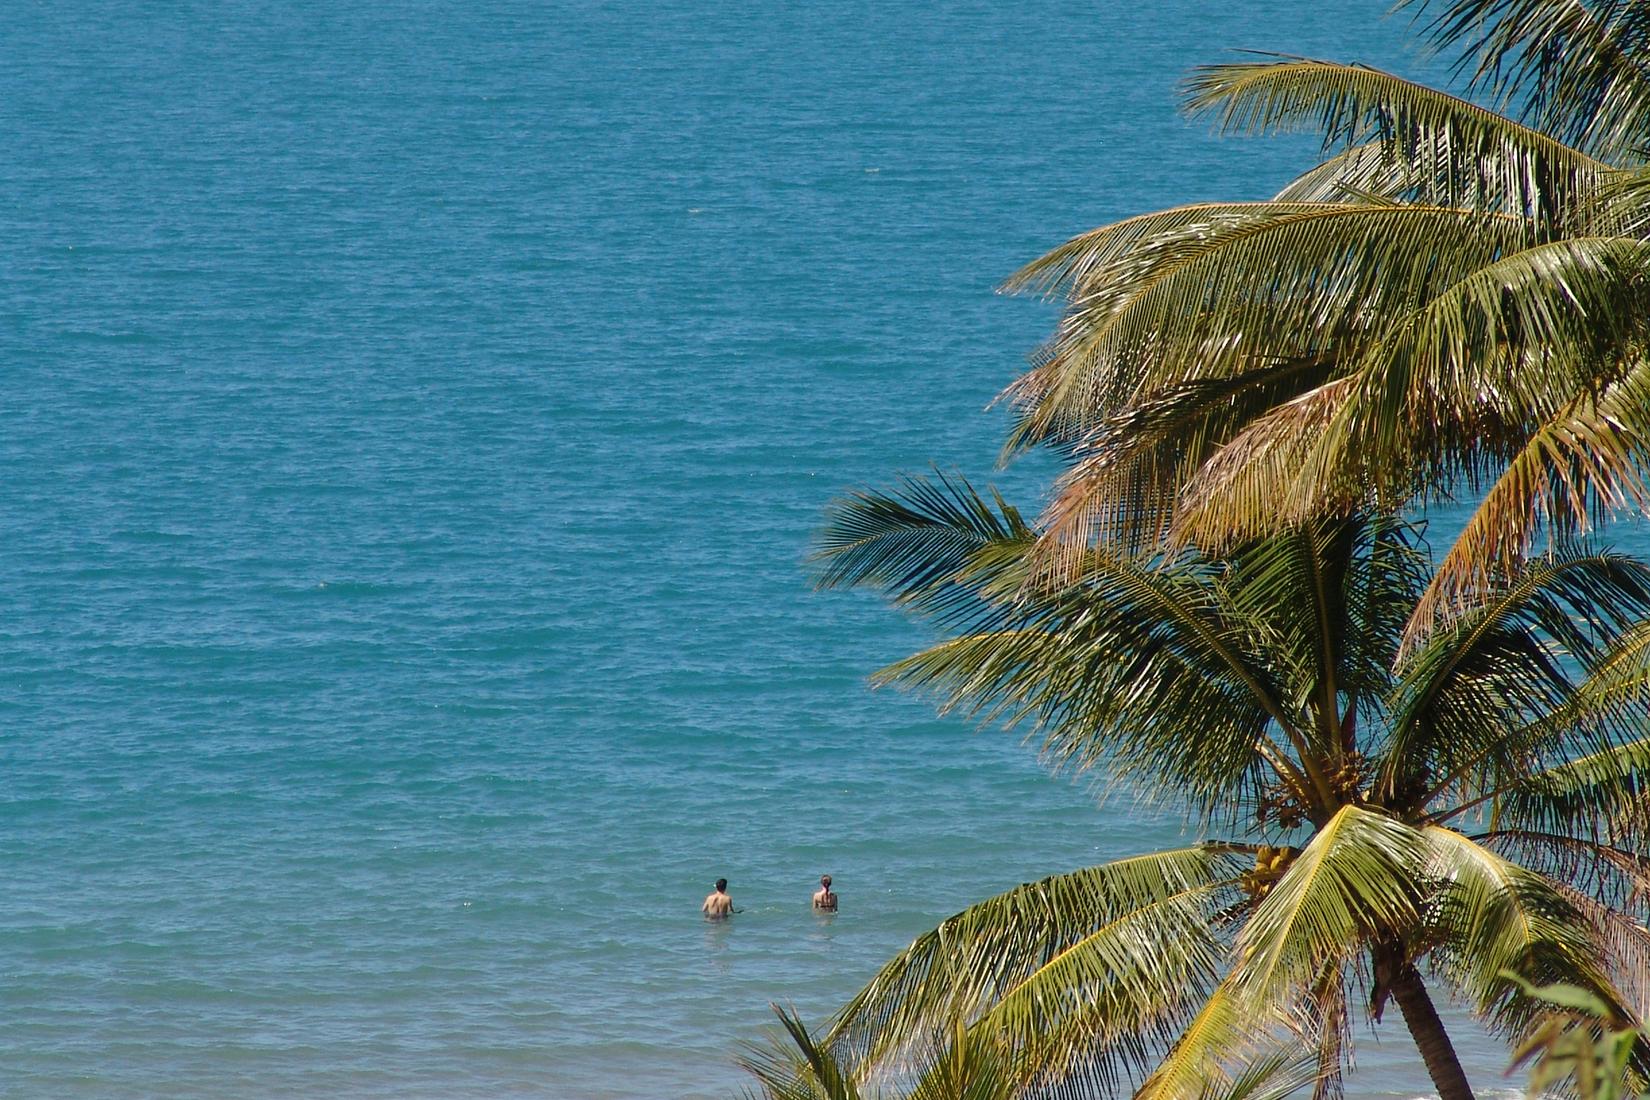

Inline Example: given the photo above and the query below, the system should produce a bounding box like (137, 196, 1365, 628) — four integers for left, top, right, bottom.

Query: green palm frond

(873, 562, 1302, 816)
(903, 1020, 1015, 1100)
(1421, 826, 1611, 1031)
(1131, 981, 1246, 1100)
(1351, 236, 1650, 458)
(1414, 361, 1650, 640)
(741, 1005, 865, 1100)
(998, 202, 1346, 301)
(1273, 142, 1420, 203)
(1479, 831, 1650, 914)
(823, 847, 1248, 1082)
(1233, 806, 1427, 1005)
(1161, 237, 1650, 560)
(1410, 0, 1650, 158)
(1379, 551, 1650, 808)
(1596, 162, 1650, 233)
(1506, 971, 1646, 1100)
(814, 472, 1035, 626)
(1208, 1050, 1324, 1100)
(1009, 205, 1541, 453)
(1303, 962, 1351, 1100)
(1036, 359, 1337, 555)
(743, 1010, 1022, 1100)
(1547, 879, 1650, 1025)
(1503, 734, 1650, 837)
(961, 881, 1236, 1097)
(1475, 838, 1650, 1024)
(1131, 980, 1312, 1100)
(1186, 56, 1610, 222)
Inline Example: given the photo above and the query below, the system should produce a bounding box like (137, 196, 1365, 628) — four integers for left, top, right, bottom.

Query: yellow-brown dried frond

(1169, 377, 1363, 552)
(1407, 376, 1650, 649)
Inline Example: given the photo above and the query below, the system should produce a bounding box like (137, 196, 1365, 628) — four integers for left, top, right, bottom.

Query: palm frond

(741, 1005, 865, 1100)
(904, 1020, 1016, 1100)
(1502, 734, 1650, 839)
(873, 551, 1309, 817)
(1273, 142, 1431, 203)
(1304, 962, 1350, 1100)
(1041, 363, 1337, 558)
(1186, 56, 1610, 222)
(1130, 981, 1245, 1100)
(1381, 551, 1650, 809)
(1165, 378, 1366, 551)
(1411, 361, 1650, 641)
(1009, 205, 1541, 454)
(1481, 830, 1650, 914)
(998, 202, 1346, 301)
(1596, 162, 1650, 233)
(1209, 1050, 1324, 1100)
(960, 880, 1238, 1098)
(814, 472, 1035, 627)
(1409, 0, 1650, 158)
(823, 847, 1249, 1079)
(1421, 826, 1610, 1032)
(1166, 237, 1650, 562)
(1549, 879, 1650, 1025)
(1131, 981, 1314, 1100)
(1233, 806, 1427, 1006)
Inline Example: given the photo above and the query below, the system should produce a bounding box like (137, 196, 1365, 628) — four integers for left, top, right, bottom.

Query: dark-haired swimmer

(703, 878, 734, 920)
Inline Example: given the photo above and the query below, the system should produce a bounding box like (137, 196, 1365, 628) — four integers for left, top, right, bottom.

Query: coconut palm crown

(786, 476, 1650, 1100)
(1004, 0, 1650, 641)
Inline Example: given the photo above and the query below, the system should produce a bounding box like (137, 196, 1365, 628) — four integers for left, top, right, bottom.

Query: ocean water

(0, 2, 1553, 1097)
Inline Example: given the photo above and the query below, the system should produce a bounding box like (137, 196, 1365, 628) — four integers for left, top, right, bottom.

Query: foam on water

(0, 1, 1591, 1096)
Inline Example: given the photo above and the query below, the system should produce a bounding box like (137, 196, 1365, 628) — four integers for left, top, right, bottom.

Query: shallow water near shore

(0, 1, 1604, 1097)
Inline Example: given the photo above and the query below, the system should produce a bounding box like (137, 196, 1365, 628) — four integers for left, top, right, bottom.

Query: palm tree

(791, 475, 1650, 1100)
(999, 0, 1650, 641)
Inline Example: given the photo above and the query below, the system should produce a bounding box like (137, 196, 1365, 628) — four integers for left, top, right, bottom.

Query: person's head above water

(820, 874, 831, 888)
(715, 878, 728, 893)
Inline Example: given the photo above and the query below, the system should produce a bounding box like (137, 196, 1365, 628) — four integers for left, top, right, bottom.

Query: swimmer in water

(702, 878, 734, 920)
(812, 874, 838, 912)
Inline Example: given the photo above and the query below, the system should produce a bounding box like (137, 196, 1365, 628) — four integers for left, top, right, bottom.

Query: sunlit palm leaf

(873, 566, 1301, 815)
(999, 202, 1348, 302)
(824, 847, 1250, 1079)
(1379, 552, 1650, 809)
(814, 472, 1035, 629)
(1273, 142, 1418, 203)
(1186, 56, 1611, 223)
(966, 881, 1237, 1097)
(1410, 0, 1650, 158)
(1009, 206, 1541, 454)
(1131, 981, 1312, 1100)
(1421, 826, 1612, 1032)
(1414, 360, 1650, 639)
(742, 1005, 865, 1100)
(1504, 734, 1650, 836)
(1163, 237, 1650, 565)
(1233, 806, 1426, 1005)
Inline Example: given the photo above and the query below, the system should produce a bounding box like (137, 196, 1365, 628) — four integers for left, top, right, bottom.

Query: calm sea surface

(0, 2, 1586, 1096)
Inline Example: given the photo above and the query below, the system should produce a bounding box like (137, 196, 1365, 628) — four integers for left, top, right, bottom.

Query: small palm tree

(998, 0, 1650, 641)
(789, 476, 1650, 1100)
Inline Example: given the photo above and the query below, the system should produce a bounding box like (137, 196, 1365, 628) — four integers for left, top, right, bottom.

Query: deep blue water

(0, 2, 1550, 1097)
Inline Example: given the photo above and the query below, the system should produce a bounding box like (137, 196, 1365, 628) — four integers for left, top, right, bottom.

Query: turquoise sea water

(0, 2, 1572, 1097)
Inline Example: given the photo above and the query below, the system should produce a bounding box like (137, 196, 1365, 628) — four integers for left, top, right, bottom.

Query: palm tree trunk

(1389, 963, 1475, 1100)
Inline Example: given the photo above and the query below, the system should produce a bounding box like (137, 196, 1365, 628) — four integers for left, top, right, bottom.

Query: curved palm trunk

(1390, 964, 1475, 1100)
